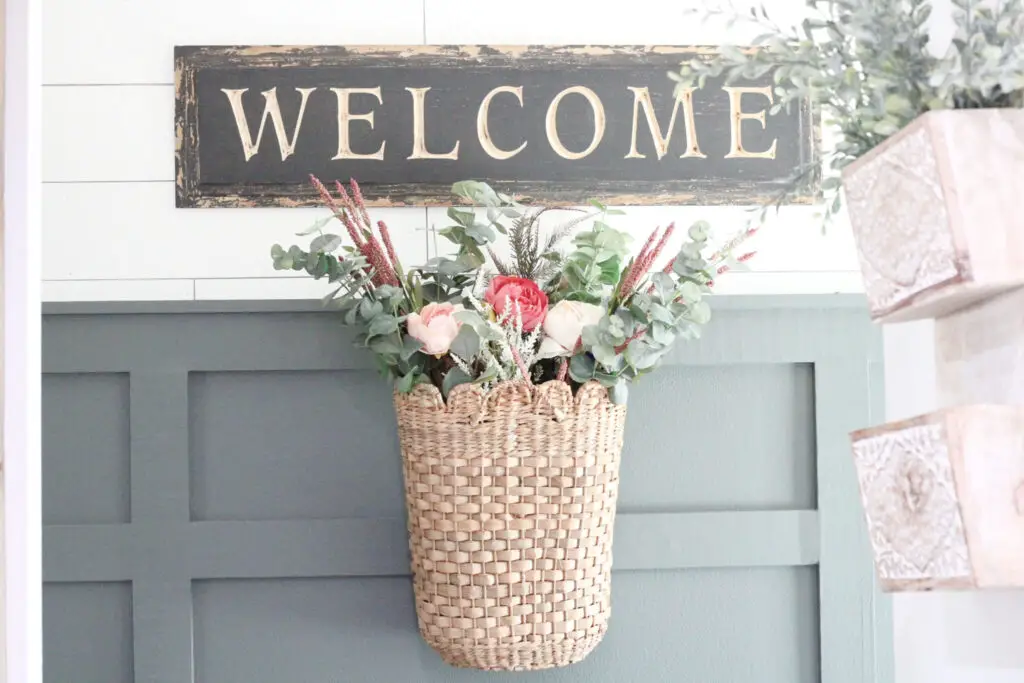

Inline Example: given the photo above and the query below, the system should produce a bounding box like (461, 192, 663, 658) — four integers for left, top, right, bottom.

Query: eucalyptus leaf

(309, 233, 343, 254)
(367, 315, 399, 338)
(449, 325, 480, 359)
(651, 322, 675, 345)
(625, 339, 661, 370)
(396, 370, 417, 393)
(360, 298, 384, 320)
(677, 281, 703, 302)
(441, 367, 473, 398)
(401, 336, 425, 360)
(591, 343, 619, 367)
(451, 180, 501, 206)
(369, 336, 403, 355)
(687, 220, 711, 242)
(295, 214, 335, 236)
(685, 301, 712, 325)
(569, 353, 596, 382)
(608, 381, 628, 404)
(447, 207, 476, 227)
(649, 303, 675, 326)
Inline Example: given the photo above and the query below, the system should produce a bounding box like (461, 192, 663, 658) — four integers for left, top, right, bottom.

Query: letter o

(545, 86, 606, 160)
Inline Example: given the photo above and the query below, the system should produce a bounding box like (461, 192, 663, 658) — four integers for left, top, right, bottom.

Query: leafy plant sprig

(671, 0, 1024, 230)
(271, 177, 757, 404)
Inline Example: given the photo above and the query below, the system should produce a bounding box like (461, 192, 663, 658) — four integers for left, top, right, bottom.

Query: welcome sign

(174, 45, 819, 208)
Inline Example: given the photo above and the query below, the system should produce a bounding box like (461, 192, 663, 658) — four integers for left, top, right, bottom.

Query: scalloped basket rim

(392, 378, 620, 418)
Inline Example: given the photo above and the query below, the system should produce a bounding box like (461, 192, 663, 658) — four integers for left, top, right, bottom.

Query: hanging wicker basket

(393, 379, 627, 671)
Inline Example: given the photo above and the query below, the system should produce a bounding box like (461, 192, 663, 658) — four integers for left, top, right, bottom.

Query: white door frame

(3, 0, 42, 680)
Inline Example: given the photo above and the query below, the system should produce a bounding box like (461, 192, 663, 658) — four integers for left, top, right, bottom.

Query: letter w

(220, 87, 316, 162)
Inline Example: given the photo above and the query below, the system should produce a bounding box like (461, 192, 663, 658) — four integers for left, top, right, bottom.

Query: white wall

(40, 0, 862, 303)
(6, 0, 42, 681)
(885, 322, 1024, 683)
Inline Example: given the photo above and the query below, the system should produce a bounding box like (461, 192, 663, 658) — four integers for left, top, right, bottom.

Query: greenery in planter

(671, 0, 1024, 228)
(270, 176, 756, 404)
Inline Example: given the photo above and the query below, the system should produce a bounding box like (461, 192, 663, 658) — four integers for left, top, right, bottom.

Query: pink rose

(406, 302, 463, 356)
(484, 275, 549, 331)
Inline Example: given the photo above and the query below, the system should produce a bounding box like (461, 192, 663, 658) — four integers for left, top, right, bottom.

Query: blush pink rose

(483, 275, 549, 332)
(405, 302, 463, 356)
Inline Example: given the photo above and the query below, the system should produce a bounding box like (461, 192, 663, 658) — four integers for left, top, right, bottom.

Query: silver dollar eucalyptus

(671, 0, 1024, 229)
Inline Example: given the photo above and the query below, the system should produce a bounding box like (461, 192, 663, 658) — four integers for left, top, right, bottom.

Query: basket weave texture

(393, 379, 627, 671)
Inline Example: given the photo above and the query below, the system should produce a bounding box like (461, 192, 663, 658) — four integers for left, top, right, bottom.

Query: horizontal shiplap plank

(43, 86, 172, 182)
(43, 510, 819, 581)
(43, 0, 426, 84)
(424, 0, 809, 44)
(42, 182, 428, 281)
(44, 181, 859, 284)
(193, 277, 336, 301)
(42, 279, 195, 302)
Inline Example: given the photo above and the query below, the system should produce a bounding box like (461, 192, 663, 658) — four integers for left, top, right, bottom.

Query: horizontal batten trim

(42, 306, 879, 372)
(42, 273, 865, 304)
(43, 510, 818, 582)
(42, 294, 875, 315)
(612, 510, 819, 570)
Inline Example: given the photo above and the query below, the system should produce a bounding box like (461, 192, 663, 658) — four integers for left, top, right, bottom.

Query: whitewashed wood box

(851, 405, 1024, 591)
(842, 108, 1024, 324)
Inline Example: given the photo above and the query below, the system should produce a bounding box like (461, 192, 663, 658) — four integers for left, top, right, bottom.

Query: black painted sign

(175, 45, 819, 208)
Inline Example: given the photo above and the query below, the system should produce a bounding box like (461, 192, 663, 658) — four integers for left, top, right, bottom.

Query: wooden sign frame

(175, 45, 820, 208)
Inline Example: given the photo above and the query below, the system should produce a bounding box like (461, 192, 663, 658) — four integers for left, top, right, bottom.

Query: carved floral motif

(844, 125, 960, 318)
(852, 422, 971, 582)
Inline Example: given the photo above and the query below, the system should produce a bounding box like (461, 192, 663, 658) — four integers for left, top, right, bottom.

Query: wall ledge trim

(42, 293, 873, 316)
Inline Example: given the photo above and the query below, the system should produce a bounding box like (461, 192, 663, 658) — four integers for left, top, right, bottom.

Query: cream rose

(406, 302, 463, 356)
(537, 300, 606, 359)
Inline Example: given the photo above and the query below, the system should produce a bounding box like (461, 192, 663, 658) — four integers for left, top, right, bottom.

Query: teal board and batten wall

(41, 295, 891, 683)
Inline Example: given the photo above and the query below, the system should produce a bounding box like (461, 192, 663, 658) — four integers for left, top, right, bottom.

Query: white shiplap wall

(41, 0, 862, 302)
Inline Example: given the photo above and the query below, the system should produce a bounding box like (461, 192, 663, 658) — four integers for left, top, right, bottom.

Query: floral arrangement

(270, 176, 756, 404)
(671, 0, 1024, 227)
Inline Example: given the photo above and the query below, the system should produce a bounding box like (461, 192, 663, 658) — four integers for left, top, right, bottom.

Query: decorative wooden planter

(842, 108, 1024, 324)
(845, 109, 1024, 591)
(851, 406, 1024, 591)
(392, 379, 626, 671)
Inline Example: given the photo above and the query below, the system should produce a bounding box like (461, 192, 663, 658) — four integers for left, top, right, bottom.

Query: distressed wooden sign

(174, 45, 820, 208)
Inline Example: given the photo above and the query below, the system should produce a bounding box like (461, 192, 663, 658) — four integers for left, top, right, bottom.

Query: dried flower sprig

(614, 223, 676, 305)
(309, 174, 401, 288)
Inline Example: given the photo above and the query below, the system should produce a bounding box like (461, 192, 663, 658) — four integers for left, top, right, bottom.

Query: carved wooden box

(850, 406, 1024, 591)
(842, 109, 1024, 324)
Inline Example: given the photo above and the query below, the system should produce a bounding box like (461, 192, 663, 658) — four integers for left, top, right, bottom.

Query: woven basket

(393, 379, 627, 671)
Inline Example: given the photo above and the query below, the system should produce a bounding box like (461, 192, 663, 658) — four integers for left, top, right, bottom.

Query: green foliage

(670, 0, 1024, 229)
(556, 221, 633, 304)
(270, 178, 743, 405)
(564, 220, 715, 404)
(447, 182, 600, 285)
